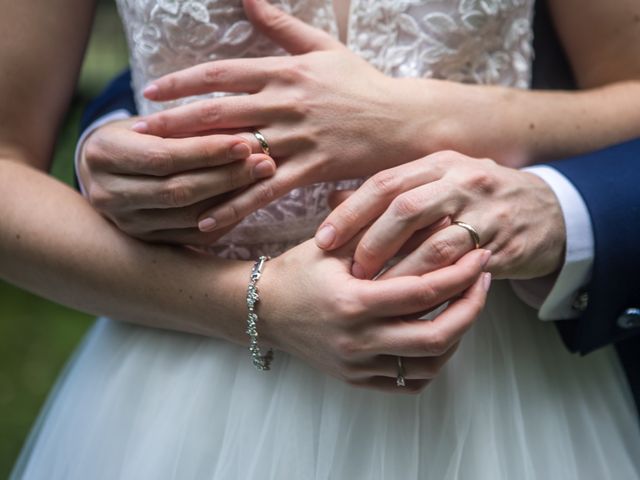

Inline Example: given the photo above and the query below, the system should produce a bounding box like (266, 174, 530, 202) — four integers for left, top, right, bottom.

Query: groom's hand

(79, 118, 276, 245)
(316, 151, 566, 281)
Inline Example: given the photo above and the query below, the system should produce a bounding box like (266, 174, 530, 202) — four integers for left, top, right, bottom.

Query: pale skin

(0, 0, 492, 393)
(78, 0, 640, 249)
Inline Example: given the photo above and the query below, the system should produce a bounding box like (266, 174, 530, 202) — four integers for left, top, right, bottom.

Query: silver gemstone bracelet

(246, 256, 274, 371)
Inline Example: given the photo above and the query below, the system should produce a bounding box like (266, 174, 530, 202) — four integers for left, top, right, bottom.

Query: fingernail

(198, 217, 217, 232)
(131, 121, 148, 133)
(315, 224, 336, 249)
(143, 84, 159, 99)
(230, 143, 251, 160)
(481, 249, 492, 268)
(352, 262, 366, 279)
(482, 272, 492, 291)
(252, 160, 275, 179)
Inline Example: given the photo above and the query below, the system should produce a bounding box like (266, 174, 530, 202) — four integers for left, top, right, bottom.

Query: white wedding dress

(12, 1, 640, 479)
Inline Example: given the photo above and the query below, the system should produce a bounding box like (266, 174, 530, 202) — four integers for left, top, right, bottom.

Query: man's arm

(545, 139, 640, 354)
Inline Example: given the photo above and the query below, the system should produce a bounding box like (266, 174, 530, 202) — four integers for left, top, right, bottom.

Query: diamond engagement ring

(396, 356, 406, 387)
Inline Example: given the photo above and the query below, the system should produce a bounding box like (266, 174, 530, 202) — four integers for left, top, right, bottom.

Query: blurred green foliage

(0, 3, 128, 476)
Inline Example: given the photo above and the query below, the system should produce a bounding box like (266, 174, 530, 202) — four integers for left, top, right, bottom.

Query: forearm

(0, 157, 250, 343)
(395, 78, 640, 168)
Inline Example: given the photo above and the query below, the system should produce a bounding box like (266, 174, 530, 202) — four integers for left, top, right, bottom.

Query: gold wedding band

(453, 221, 481, 249)
(396, 356, 406, 387)
(252, 130, 271, 156)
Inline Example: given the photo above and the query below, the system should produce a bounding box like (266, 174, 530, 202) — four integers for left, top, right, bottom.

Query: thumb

(243, 0, 341, 54)
(327, 189, 355, 210)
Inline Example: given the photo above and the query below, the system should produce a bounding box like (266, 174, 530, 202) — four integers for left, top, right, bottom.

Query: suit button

(617, 308, 640, 329)
(572, 292, 589, 312)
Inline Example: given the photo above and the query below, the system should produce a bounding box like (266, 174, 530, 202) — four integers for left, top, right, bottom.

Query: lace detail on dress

(348, 0, 533, 87)
(115, 0, 534, 259)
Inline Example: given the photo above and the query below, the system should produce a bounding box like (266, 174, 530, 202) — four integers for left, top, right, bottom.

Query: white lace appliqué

(115, 0, 534, 260)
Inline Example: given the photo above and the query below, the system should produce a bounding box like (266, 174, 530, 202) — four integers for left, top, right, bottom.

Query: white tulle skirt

(11, 282, 640, 479)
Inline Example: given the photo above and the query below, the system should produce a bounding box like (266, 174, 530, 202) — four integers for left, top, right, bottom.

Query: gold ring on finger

(452, 221, 481, 249)
(252, 130, 271, 156)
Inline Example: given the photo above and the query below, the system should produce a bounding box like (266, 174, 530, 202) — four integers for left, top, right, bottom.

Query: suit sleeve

(74, 69, 137, 193)
(544, 138, 640, 354)
(79, 69, 137, 131)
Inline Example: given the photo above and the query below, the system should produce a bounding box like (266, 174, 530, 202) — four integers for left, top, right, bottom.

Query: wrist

(394, 79, 536, 168)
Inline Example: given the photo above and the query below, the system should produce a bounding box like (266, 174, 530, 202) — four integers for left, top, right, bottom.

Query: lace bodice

(115, 0, 534, 259)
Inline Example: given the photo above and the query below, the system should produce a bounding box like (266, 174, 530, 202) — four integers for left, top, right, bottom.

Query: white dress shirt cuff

(510, 165, 594, 320)
(74, 109, 133, 196)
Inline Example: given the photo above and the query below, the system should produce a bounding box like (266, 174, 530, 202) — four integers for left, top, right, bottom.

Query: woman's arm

(0, 0, 249, 340)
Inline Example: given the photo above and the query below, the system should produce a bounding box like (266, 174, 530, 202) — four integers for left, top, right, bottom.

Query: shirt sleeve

(74, 109, 133, 196)
(510, 165, 595, 320)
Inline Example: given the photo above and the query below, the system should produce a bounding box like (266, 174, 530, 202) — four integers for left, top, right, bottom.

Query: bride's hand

(79, 118, 276, 245)
(133, 0, 428, 233)
(315, 151, 565, 281)
(259, 237, 491, 393)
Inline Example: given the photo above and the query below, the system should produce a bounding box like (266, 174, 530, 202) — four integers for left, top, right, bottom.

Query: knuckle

(200, 102, 220, 124)
(430, 150, 459, 166)
(254, 181, 276, 205)
(87, 184, 114, 211)
(163, 75, 178, 93)
(502, 238, 524, 263)
(202, 63, 225, 85)
(335, 336, 361, 361)
(335, 292, 364, 320)
(277, 61, 306, 84)
(280, 90, 311, 118)
(333, 204, 360, 228)
(463, 170, 495, 194)
(83, 137, 107, 168)
(418, 280, 440, 308)
(494, 206, 510, 224)
(368, 171, 400, 198)
(390, 193, 422, 221)
(420, 329, 449, 356)
(151, 113, 169, 134)
(143, 147, 174, 174)
(426, 238, 456, 266)
(162, 177, 192, 207)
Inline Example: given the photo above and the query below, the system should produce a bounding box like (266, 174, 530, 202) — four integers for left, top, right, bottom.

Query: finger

(327, 189, 355, 210)
(352, 180, 461, 279)
(143, 58, 276, 101)
(243, 0, 341, 54)
(356, 248, 490, 318)
(133, 94, 273, 137)
(235, 126, 301, 158)
(362, 344, 459, 380)
(314, 161, 446, 250)
(118, 194, 242, 232)
(395, 216, 452, 255)
(106, 154, 274, 210)
(85, 131, 253, 176)
(379, 223, 475, 279)
(348, 376, 429, 395)
(373, 271, 491, 358)
(196, 161, 297, 231)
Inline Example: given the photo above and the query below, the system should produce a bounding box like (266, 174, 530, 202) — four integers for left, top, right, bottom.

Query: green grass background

(0, 3, 128, 476)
